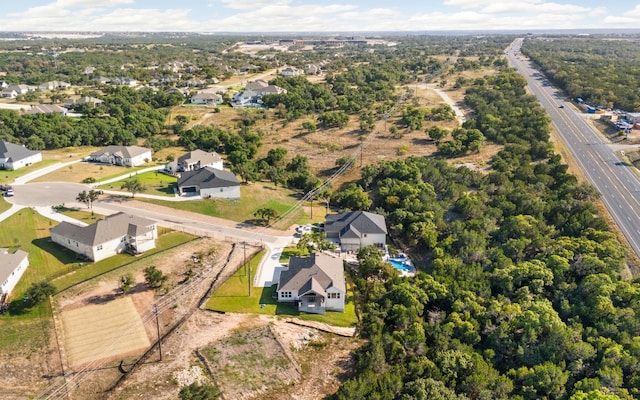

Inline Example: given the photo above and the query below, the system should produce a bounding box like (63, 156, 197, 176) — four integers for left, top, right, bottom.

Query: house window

(97, 245, 103, 251)
(121, 237, 126, 242)
(329, 293, 341, 299)
(281, 291, 292, 298)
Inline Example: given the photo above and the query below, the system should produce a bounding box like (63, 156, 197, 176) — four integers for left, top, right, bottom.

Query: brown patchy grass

(30, 162, 152, 183)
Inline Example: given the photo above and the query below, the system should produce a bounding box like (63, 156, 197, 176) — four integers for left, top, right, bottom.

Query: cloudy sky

(2, 0, 639, 32)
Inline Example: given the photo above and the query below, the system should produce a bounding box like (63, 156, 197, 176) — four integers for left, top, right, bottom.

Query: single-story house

(38, 80, 71, 91)
(63, 96, 104, 108)
(324, 210, 387, 252)
(280, 66, 303, 76)
(0, 140, 42, 170)
(2, 84, 35, 98)
(190, 92, 223, 105)
(165, 149, 223, 173)
(0, 248, 29, 298)
(276, 253, 345, 314)
(88, 145, 152, 167)
(177, 167, 240, 199)
(26, 104, 68, 116)
(50, 212, 158, 262)
(113, 77, 138, 87)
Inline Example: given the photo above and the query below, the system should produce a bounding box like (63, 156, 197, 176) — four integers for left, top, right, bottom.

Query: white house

(190, 92, 223, 105)
(26, 104, 68, 116)
(324, 211, 387, 252)
(63, 96, 103, 108)
(276, 253, 345, 314)
(0, 141, 42, 170)
(38, 81, 71, 91)
(50, 212, 158, 262)
(165, 149, 223, 174)
(177, 167, 240, 199)
(1, 89, 17, 98)
(88, 145, 152, 167)
(0, 248, 29, 298)
(280, 66, 303, 76)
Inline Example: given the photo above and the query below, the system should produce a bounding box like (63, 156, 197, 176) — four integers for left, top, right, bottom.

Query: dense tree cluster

(521, 36, 640, 111)
(0, 86, 180, 149)
(333, 71, 639, 399)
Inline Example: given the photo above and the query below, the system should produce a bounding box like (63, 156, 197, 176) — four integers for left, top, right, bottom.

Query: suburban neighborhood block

(0, 140, 43, 170)
(324, 210, 387, 252)
(276, 253, 345, 314)
(88, 145, 152, 167)
(50, 212, 158, 262)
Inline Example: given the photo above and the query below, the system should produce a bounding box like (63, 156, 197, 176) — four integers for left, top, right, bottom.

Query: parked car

(4, 188, 14, 197)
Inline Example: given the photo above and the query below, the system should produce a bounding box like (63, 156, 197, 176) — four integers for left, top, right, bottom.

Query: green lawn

(0, 159, 59, 184)
(0, 196, 11, 214)
(98, 170, 177, 197)
(141, 181, 304, 228)
(0, 208, 195, 307)
(279, 246, 309, 263)
(206, 251, 357, 327)
(57, 207, 105, 223)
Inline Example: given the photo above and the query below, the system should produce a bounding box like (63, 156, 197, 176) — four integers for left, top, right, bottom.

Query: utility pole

(152, 303, 162, 361)
(360, 143, 364, 167)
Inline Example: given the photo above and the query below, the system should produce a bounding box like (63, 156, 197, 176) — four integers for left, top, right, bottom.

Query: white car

(295, 224, 312, 234)
(4, 188, 14, 197)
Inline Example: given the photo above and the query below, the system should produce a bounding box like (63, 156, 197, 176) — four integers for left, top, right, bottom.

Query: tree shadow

(85, 282, 149, 305)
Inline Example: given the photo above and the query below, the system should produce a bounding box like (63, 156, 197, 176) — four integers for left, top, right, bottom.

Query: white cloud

(218, 0, 292, 11)
(628, 5, 640, 17)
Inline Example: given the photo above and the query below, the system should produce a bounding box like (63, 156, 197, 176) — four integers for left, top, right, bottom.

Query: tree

(121, 178, 145, 198)
(253, 207, 278, 225)
(302, 120, 317, 133)
(76, 189, 101, 209)
(119, 273, 134, 294)
(143, 266, 167, 290)
(179, 382, 221, 400)
(24, 281, 56, 307)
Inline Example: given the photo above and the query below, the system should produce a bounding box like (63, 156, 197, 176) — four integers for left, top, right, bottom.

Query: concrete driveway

(6, 182, 90, 207)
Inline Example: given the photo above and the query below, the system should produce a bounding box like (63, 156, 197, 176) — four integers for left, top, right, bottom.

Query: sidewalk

(13, 159, 84, 185)
(34, 206, 89, 227)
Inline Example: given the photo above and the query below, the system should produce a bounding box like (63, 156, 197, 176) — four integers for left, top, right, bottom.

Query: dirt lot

(3, 236, 359, 400)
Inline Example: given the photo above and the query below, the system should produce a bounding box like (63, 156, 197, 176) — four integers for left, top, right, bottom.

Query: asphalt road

(507, 38, 640, 258)
(6, 182, 90, 207)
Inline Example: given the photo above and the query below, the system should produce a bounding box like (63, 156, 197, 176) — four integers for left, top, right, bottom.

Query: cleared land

(61, 296, 150, 367)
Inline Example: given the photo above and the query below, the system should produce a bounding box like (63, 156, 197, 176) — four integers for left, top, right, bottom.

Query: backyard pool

(389, 258, 414, 272)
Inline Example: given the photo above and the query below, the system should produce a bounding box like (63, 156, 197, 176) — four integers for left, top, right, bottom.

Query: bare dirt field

(60, 296, 151, 367)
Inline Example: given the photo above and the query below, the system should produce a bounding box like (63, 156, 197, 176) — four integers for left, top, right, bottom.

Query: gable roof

(177, 149, 221, 166)
(245, 79, 269, 90)
(0, 141, 41, 162)
(0, 248, 28, 285)
(90, 145, 151, 159)
(177, 166, 239, 189)
(50, 212, 155, 247)
(324, 210, 387, 237)
(278, 253, 345, 295)
(26, 104, 68, 115)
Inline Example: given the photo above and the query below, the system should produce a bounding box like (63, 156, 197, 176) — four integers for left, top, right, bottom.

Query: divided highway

(507, 38, 640, 258)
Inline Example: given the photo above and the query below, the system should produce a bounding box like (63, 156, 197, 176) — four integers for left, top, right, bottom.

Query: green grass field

(0, 159, 59, 184)
(98, 170, 177, 197)
(206, 251, 357, 327)
(142, 181, 305, 228)
(0, 195, 11, 214)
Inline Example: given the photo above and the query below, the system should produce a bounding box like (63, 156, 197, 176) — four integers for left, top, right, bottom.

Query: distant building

(280, 66, 303, 77)
(276, 253, 345, 314)
(50, 212, 158, 262)
(26, 104, 68, 116)
(177, 167, 240, 199)
(63, 96, 103, 108)
(88, 145, 152, 167)
(38, 80, 71, 91)
(324, 211, 387, 252)
(0, 248, 29, 298)
(165, 149, 223, 174)
(0, 140, 42, 170)
(190, 92, 223, 105)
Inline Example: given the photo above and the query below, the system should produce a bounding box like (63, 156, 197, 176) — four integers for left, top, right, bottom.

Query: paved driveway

(6, 182, 90, 207)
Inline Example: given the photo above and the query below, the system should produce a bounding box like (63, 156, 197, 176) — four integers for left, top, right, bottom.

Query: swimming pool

(389, 259, 413, 272)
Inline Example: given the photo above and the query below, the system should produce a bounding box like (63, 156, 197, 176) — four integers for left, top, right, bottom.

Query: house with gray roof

(63, 96, 104, 108)
(0, 248, 29, 298)
(50, 212, 157, 262)
(324, 211, 387, 252)
(26, 104, 68, 116)
(88, 145, 152, 167)
(177, 167, 240, 199)
(0, 140, 42, 170)
(276, 253, 345, 314)
(165, 149, 223, 174)
(190, 92, 223, 105)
